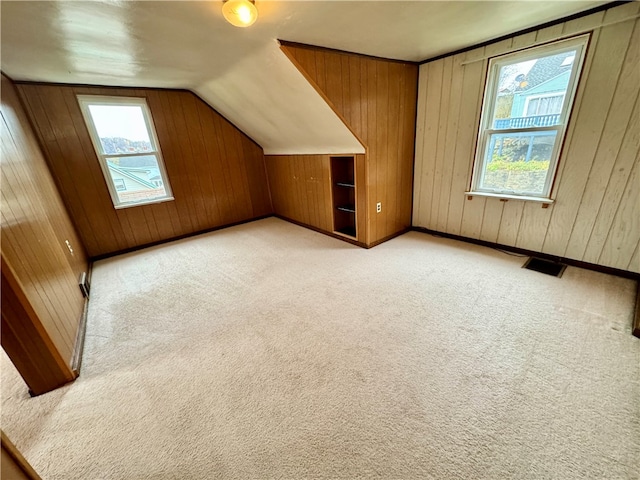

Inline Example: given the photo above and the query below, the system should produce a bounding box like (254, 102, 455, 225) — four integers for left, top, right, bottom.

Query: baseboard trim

(71, 261, 93, 375)
(273, 215, 367, 248)
(366, 228, 412, 249)
(412, 227, 640, 281)
(71, 295, 89, 375)
(274, 215, 411, 249)
(91, 214, 275, 261)
(634, 284, 640, 339)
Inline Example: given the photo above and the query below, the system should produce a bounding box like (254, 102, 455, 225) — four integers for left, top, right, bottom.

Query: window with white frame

(469, 35, 588, 199)
(77, 95, 173, 208)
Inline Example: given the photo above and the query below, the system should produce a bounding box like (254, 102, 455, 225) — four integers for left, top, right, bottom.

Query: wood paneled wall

(266, 154, 333, 233)
(413, 2, 640, 273)
(1, 431, 41, 480)
(17, 85, 273, 258)
(1, 74, 87, 394)
(265, 154, 366, 243)
(280, 44, 418, 245)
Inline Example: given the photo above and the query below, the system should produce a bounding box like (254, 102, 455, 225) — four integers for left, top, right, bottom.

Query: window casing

(470, 35, 589, 200)
(77, 95, 174, 209)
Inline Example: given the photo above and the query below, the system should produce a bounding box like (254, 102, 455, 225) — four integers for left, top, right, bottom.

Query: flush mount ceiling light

(222, 0, 258, 27)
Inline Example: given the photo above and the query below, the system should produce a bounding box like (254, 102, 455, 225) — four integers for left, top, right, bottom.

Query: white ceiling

(1, 1, 606, 154)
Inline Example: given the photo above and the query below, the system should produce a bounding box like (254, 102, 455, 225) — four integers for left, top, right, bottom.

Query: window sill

(114, 196, 175, 210)
(464, 191, 554, 204)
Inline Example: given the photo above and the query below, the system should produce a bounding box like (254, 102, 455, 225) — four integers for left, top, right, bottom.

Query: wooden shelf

(331, 156, 356, 240)
(335, 226, 356, 238)
(337, 205, 355, 213)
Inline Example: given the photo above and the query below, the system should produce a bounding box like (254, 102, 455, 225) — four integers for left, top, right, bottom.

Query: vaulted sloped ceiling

(0, 1, 606, 154)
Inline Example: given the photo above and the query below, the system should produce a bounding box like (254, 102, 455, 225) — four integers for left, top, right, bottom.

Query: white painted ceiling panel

(0, 1, 606, 154)
(194, 42, 364, 154)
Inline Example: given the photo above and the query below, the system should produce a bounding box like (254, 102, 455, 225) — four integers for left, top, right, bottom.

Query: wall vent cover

(79, 272, 91, 298)
(522, 257, 566, 277)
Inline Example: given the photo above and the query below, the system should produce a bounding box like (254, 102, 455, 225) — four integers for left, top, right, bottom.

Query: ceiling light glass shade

(222, 0, 258, 28)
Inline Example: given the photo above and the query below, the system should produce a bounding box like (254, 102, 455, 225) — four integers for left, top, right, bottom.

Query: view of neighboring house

(108, 162, 158, 190)
(505, 50, 573, 127)
(495, 50, 574, 130)
(107, 156, 166, 202)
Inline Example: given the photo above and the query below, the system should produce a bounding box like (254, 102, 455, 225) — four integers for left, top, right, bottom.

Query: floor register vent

(522, 257, 566, 277)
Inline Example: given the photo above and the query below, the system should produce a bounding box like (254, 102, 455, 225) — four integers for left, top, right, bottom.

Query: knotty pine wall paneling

(1, 74, 87, 394)
(280, 44, 418, 246)
(17, 85, 273, 258)
(413, 2, 640, 273)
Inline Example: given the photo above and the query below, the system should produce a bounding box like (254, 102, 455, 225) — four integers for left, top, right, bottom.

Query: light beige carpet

(2, 217, 639, 479)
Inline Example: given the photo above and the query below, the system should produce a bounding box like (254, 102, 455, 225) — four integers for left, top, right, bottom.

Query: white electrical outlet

(376, 202, 382, 213)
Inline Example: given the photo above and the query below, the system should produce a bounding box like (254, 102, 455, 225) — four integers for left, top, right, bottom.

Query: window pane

(492, 49, 578, 129)
(113, 178, 126, 191)
(87, 104, 154, 154)
(480, 131, 558, 195)
(525, 98, 540, 116)
(525, 94, 565, 116)
(106, 155, 167, 204)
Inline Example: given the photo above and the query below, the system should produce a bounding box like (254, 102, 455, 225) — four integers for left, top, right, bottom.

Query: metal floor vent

(522, 257, 566, 277)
